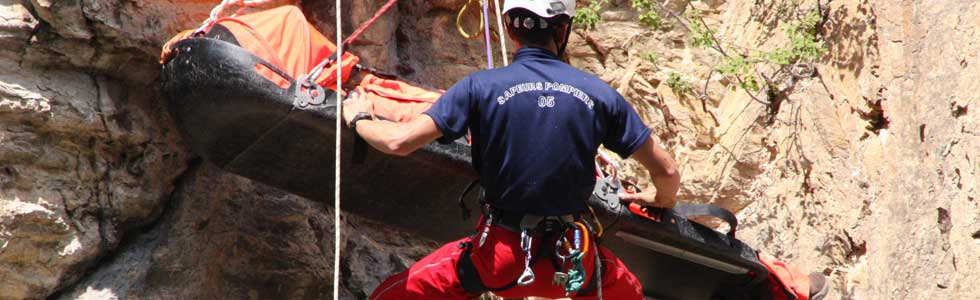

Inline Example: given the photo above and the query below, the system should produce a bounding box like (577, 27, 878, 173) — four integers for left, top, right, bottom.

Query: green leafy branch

(641, 52, 661, 66)
(686, 6, 826, 104)
(576, 0, 667, 30)
(572, 0, 827, 109)
(575, 0, 606, 29)
(631, 0, 665, 29)
(666, 72, 695, 95)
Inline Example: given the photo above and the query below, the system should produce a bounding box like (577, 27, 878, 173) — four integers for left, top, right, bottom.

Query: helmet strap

(554, 19, 573, 63)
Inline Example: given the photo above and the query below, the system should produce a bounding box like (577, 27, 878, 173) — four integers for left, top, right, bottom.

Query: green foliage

(761, 10, 826, 65)
(641, 52, 660, 66)
(631, 0, 664, 29)
(625, 5, 826, 98)
(575, 0, 606, 30)
(784, 10, 827, 62)
(739, 74, 762, 92)
(687, 10, 716, 49)
(718, 56, 762, 92)
(666, 72, 694, 95)
(685, 8, 826, 93)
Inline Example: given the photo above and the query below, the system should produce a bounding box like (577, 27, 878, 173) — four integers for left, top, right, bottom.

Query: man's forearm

(350, 115, 444, 157)
(354, 120, 415, 156)
(650, 169, 680, 207)
(620, 136, 681, 208)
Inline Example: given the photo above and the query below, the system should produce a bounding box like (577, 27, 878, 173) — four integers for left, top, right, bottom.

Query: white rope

(492, 0, 508, 66)
(481, 0, 494, 68)
(333, 0, 343, 299)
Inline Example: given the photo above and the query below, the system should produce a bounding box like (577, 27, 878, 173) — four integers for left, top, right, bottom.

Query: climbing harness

(456, 208, 602, 297)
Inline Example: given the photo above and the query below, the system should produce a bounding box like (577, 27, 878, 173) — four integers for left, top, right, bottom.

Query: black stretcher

(161, 36, 772, 300)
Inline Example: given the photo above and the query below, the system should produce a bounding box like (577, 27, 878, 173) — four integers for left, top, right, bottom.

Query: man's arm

(342, 91, 444, 156)
(618, 136, 680, 208)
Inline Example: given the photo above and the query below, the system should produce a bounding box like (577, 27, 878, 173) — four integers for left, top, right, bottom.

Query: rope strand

(481, 0, 494, 68)
(333, 0, 343, 299)
(492, 0, 508, 66)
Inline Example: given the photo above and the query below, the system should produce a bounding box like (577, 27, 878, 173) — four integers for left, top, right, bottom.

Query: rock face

(54, 163, 439, 300)
(0, 0, 978, 300)
(0, 6, 187, 296)
(574, 1, 978, 299)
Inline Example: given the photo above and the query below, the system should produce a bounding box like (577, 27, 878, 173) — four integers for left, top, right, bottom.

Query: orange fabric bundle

(359, 74, 442, 122)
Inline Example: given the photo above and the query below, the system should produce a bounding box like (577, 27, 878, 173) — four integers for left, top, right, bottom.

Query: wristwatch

(349, 112, 374, 130)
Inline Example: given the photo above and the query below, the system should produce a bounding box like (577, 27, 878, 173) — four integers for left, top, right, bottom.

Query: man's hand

(624, 137, 681, 209)
(342, 89, 373, 128)
(339, 93, 443, 157)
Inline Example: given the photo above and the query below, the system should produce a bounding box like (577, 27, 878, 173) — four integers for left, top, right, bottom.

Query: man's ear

(505, 26, 521, 49)
(558, 24, 572, 43)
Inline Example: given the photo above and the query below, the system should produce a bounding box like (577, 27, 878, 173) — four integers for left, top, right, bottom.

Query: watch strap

(350, 112, 374, 130)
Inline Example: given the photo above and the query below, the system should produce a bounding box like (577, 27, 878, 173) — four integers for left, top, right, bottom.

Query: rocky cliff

(0, 0, 977, 299)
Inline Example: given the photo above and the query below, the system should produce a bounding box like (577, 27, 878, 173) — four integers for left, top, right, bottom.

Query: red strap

(343, 0, 399, 46)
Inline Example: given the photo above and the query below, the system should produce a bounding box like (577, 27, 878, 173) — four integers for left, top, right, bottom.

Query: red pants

(369, 225, 644, 300)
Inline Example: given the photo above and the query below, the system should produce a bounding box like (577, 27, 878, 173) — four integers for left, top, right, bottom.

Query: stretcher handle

(671, 202, 738, 239)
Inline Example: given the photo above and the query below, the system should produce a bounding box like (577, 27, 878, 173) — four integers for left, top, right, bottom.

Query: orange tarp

(359, 74, 442, 122)
(214, 5, 359, 89)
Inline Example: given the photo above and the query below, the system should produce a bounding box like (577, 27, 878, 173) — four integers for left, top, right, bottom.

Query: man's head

(503, 0, 576, 58)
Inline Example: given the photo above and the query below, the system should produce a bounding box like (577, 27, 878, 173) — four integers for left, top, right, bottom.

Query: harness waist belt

(490, 209, 577, 233)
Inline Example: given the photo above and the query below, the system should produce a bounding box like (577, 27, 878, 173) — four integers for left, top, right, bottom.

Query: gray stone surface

(56, 164, 440, 300)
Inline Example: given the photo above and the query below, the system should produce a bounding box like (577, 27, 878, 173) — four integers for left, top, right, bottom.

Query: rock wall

(0, 0, 978, 299)
(54, 164, 440, 300)
(1, 1, 189, 297)
(569, 0, 978, 299)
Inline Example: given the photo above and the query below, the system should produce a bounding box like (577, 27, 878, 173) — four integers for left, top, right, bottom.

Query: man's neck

(526, 46, 557, 55)
(513, 41, 558, 56)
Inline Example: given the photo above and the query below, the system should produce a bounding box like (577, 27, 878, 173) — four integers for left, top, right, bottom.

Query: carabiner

(517, 229, 536, 286)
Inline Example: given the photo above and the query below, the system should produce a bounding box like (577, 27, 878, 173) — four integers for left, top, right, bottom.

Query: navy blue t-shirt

(424, 47, 651, 215)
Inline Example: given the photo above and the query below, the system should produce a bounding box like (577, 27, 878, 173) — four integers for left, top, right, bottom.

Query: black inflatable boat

(160, 36, 770, 300)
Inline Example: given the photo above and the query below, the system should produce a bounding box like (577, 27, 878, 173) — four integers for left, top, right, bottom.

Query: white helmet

(503, 0, 577, 18)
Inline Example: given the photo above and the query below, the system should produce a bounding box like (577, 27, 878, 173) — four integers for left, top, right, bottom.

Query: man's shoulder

(563, 66, 622, 102)
(461, 62, 621, 98)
